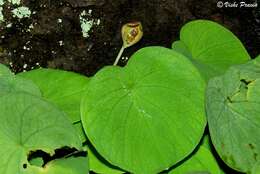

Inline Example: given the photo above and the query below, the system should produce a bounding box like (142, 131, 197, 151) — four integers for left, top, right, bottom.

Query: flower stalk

(113, 21, 143, 66)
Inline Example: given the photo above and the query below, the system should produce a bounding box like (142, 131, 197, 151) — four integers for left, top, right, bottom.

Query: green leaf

(171, 41, 192, 59)
(0, 63, 12, 76)
(201, 134, 211, 150)
(206, 58, 260, 173)
(252, 161, 260, 174)
(74, 122, 124, 174)
(0, 92, 83, 174)
(0, 63, 41, 97)
(29, 157, 44, 167)
(172, 20, 250, 80)
(88, 144, 124, 174)
(74, 122, 87, 143)
(183, 172, 211, 174)
(0, 74, 41, 97)
(169, 146, 221, 174)
(81, 46, 206, 174)
(28, 156, 89, 174)
(18, 68, 89, 123)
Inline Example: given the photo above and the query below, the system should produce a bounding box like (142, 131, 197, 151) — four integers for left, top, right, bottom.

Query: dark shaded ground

(0, 0, 259, 77)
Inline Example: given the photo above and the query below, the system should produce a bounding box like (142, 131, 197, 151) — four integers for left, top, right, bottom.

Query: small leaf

(172, 20, 250, 80)
(201, 134, 211, 150)
(29, 157, 44, 167)
(28, 156, 89, 174)
(81, 46, 206, 173)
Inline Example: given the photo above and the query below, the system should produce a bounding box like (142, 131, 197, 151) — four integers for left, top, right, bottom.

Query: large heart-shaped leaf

(81, 47, 206, 173)
(172, 20, 250, 80)
(0, 92, 83, 174)
(169, 146, 221, 174)
(206, 58, 260, 172)
(18, 68, 89, 123)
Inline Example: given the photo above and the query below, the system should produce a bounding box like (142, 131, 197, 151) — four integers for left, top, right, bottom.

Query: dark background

(0, 0, 259, 76)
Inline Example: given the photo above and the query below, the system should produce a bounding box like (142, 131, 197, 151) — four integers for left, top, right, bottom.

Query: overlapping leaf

(74, 122, 123, 174)
(172, 20, 250, 80)
(27, 156, 89, 174)
(169, 146, 221, 174)
(18, 68, 89, 123)
(0, 63, 12, 76)
(88, 143, 124, 174)
(0, 64, 41, 97)
(0, 92, 86, 174)
(81, 47, 206, 173)
(206, 58, 260, 172)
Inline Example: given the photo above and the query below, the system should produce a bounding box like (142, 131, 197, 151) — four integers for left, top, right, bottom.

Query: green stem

(113, 46, 125, 66)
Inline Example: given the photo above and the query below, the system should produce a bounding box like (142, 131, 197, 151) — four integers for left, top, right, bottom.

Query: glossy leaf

(73, 120, 123, 174)
(169, 146, 221, 174)
(18, 68, 89, 123)
(88, 144, 124, 174)
(0, 92, 83, 174)
(81, 47, 206, 173)
(74, 122, 125, 174)
(172, 20, 250, 80)
(201, 134, 211, 150)
(206, 58, 260, 172)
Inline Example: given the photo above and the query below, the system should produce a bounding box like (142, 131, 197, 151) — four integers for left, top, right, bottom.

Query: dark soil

(0, 0, 259, 76)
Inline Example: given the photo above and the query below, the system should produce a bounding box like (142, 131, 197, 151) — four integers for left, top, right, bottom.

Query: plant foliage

(0, 20, 258, 174)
